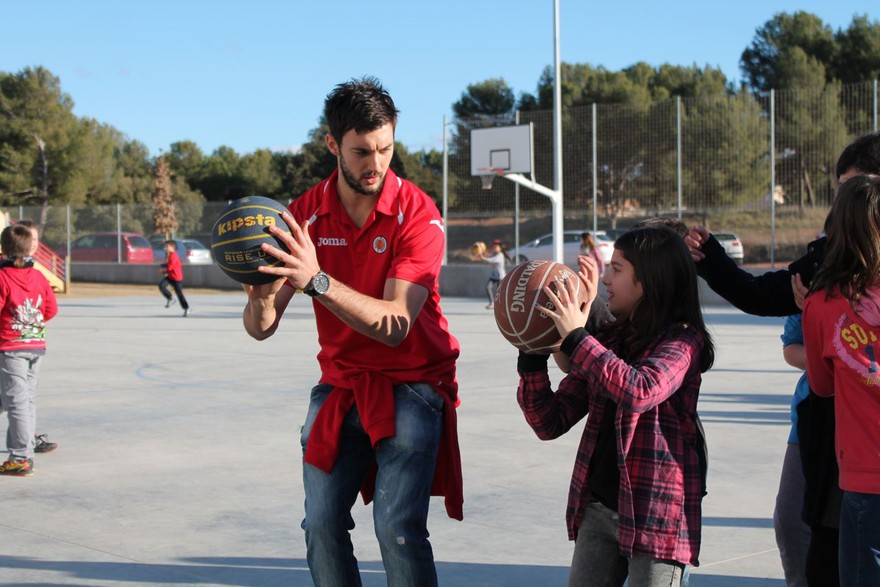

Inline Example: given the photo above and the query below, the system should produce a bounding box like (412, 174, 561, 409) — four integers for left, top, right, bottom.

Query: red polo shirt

(288, 168, 463, 520)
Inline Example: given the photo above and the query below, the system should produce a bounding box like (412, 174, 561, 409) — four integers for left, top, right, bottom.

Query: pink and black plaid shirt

(517, 325, 705, 566)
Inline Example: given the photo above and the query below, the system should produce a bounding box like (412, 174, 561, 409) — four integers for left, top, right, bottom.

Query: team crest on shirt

(373, 236, 388, 254)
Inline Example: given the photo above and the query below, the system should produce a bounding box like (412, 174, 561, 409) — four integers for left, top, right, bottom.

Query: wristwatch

(303, 271, 330, 297)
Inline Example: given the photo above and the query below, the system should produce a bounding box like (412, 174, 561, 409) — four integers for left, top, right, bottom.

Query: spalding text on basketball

(216, 214, 278, 236)
(510, 261, 543, 313)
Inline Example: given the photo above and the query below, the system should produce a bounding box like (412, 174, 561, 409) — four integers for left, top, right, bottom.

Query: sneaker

(486, 304, 494, 309)
(165, 298, 176, 308)
(34, 434, 58, 454)
(0, 458, 33, 477)
(183, 308, 190, 318)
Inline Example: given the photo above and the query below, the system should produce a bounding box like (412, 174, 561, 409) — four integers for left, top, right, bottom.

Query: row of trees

(0, 67, 444, 205)
(451, 11, 880, 119)
(447, 12, 879, 225)
(0, 11, 878, 234)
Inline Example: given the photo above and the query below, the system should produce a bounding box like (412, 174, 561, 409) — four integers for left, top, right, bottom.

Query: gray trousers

(0, 351, 42, 460)
(569, 500, 684, 587)
(773, 442, 811, 587)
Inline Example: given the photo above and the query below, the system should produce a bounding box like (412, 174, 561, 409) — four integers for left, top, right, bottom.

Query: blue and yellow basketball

(211, 195, 292, 285)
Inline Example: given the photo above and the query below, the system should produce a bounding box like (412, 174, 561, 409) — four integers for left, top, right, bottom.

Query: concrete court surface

(0, 287, 795, 586)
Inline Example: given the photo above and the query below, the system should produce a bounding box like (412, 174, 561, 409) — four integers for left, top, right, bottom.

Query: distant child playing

(480, 239, 510, 309)
(516, 226, 714, 586)
(0, 225, 58, 477)
(159, 240, 190, 317)
(579, 231, 606, 276)
(803, 174, 880, 587)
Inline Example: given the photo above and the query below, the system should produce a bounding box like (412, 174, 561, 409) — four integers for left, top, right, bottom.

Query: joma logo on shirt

(216, 214, 278, 236)
(317, 237, 347, 247)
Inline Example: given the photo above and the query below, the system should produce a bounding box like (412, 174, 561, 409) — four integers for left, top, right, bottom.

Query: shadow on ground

(0, 555, 787, 586)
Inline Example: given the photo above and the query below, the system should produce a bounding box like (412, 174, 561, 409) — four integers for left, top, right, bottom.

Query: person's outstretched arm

(686, 227, 799, 317)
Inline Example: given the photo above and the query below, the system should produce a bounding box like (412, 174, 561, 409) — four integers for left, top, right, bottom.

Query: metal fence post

(874, 79, 878, 133)
(770, 89, 776, 267)
(442, 115, 448, 266)
(591, 103, 598, 232)
(117, 203, 122, 264)
(676, 96, 682, 219)
(66, 205, 71, 263)
(514, 110, 521, 255)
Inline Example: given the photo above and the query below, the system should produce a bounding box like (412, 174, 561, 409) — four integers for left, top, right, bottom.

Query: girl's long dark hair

(605, 227, 715, 373)
(810, 174, 880, 304)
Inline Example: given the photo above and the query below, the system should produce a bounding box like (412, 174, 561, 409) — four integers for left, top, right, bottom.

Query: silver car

(511, 230, 615, 265)
(713, 232, 744, 264)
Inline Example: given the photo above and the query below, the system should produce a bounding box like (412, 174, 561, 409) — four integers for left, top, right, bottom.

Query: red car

(64, 232, 153, 263)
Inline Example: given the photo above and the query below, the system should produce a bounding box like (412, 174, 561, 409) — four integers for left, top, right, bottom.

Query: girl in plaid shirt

(517, 227, 714, 587)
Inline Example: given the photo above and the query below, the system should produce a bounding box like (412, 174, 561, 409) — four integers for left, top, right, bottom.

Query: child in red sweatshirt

(159, 240, 190, 317)
(803, 174, 880, 587)
(0, 225, 58, 477)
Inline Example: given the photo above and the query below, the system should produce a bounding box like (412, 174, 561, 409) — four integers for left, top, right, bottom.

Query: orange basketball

(493, 260, 589, 353)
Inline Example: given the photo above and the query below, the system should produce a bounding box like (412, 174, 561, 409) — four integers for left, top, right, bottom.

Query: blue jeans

(300, 382, 444, 587)
(839, 490, 880, 587)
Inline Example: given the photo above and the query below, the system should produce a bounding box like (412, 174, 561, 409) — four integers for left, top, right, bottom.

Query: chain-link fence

(444, 80, 879, 265)
(5, 201, 265, 263)
(10, 81, 879, 268)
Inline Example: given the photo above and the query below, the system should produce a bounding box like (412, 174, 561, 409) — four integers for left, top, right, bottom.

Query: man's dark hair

(324, 76, 399, 145)
(836, 131, 880, 178)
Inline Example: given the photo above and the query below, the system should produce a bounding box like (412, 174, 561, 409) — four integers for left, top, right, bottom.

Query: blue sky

(2, 0, 873, 157)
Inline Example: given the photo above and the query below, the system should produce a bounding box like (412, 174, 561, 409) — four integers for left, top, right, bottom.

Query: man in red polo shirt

(242, 77, 461, 587)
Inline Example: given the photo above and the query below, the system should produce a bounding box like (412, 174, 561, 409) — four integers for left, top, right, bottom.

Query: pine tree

(152, 155, 177, 239)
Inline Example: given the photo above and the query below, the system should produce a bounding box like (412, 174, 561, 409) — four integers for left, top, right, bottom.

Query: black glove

(517, 350, 550, 372)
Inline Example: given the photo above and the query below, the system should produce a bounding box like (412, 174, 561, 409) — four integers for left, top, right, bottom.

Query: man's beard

(339, 155, 385, 196)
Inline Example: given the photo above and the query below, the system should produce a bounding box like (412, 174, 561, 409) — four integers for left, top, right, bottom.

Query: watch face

(313, 272, 330, 294)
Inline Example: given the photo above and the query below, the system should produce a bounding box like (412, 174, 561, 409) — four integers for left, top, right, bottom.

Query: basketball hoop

(478, 167, 503, 190)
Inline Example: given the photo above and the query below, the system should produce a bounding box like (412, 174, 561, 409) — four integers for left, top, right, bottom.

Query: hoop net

(478, 167, 504, 190)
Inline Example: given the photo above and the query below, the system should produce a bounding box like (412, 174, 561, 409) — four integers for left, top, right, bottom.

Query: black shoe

(165, 298, 176, 308)
(34, 434, 58, 454)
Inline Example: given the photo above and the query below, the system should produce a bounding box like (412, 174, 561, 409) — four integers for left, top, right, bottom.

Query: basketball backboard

(470, 124, 534, 177)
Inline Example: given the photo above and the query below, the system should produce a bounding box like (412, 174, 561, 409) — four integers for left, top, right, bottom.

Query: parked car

(63, 232, 153, 263)
(150, 237, 213, 264)
(713, 232, 744, 264)
(511, 230, 615, 265)
(605, 227, 630, 241)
